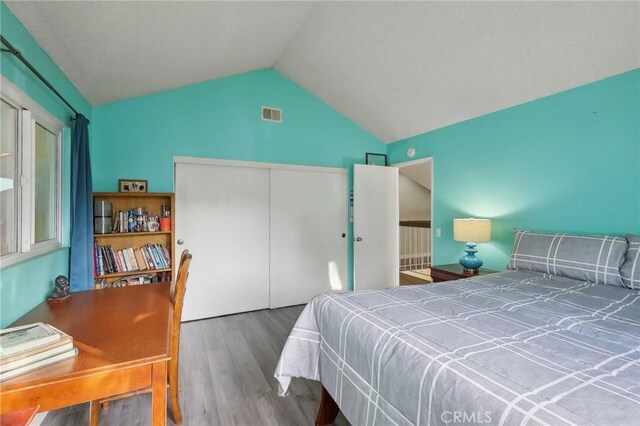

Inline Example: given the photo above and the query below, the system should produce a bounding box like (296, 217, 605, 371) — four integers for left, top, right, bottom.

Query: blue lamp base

(459, 242, 483, 271)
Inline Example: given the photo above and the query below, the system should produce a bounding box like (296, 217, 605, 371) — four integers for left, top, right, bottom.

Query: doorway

(394, 158, 433, 285)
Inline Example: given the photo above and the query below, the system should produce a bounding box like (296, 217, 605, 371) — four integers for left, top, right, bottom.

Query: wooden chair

(90, 250, 192, 425)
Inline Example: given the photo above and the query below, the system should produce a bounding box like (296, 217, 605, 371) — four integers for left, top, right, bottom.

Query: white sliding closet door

(269, 169, 348, 308)
(176, 162, 270, 321)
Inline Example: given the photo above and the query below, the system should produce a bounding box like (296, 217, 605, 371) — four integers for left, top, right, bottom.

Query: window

(0, 99, 19, 256)
(34, 123, 59, 243)
(0, 78, 63, 266)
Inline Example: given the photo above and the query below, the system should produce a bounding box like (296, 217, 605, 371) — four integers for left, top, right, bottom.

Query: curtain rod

(1, 35, 89, 124)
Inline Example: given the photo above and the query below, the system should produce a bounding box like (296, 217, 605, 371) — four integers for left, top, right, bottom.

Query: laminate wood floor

(41, 306, 349, 426)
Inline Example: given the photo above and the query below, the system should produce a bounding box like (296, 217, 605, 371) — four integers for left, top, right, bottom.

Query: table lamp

(453, 218, 491, 272)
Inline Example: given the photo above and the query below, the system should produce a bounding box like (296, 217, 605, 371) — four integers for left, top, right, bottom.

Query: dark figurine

(48, 275, 70, 303)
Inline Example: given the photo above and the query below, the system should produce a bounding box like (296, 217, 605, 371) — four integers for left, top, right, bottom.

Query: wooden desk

(0, 406, 39, 426)
(0, 284, 171, 426)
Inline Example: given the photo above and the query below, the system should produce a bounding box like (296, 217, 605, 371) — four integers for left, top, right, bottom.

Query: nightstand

(430, 264, 497, 282)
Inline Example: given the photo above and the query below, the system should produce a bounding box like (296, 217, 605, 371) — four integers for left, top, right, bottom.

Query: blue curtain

(69, 114, 93, 291)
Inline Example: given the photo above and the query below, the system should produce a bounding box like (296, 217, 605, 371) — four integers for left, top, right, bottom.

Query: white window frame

(0, 76, 64, 267)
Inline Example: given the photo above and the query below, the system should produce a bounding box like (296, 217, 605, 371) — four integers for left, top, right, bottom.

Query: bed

(275, 231, 640, 425)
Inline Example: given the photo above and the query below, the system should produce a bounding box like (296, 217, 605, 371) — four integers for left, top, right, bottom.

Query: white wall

(399, 173, 430, 221)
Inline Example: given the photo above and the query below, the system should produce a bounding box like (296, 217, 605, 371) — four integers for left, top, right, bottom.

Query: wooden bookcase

(93, 192, 175, 288)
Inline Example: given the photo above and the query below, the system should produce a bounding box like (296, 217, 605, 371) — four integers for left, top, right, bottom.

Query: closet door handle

(355, 237, 363, 242)
(341, 233, 346, 238)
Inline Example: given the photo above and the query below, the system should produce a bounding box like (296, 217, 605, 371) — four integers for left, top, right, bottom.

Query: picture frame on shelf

(365, 152, 388, 166)
(118, 179, 148, 193)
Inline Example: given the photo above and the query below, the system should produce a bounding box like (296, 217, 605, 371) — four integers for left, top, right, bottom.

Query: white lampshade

(453, 218, 491, 243)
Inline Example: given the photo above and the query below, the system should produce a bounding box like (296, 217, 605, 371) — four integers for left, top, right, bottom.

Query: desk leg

(151, 361, 167, 426)
(89, 400, 100, 426)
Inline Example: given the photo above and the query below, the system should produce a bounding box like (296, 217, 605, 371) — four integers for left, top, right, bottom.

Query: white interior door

(269, 169, 348, 308)
(176, 162, 270, 321)
(353, 164, 399, 290)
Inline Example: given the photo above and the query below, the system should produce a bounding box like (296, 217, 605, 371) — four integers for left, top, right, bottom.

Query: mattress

(275, 270, 640, 425)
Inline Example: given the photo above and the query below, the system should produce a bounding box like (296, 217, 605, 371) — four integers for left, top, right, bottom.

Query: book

(103, 247, 111, 273)
(160, 245, 171, 267)
(95, 277, 107, 290)
(0, 347, 78, 381)
(134, 248, 148, 270)
(93, 240, 99, 277)
(128, 209, 135, 232)
(112, 214, 120, 232)
(0, 323, 61, 357)
(0, 327, 72, 365)
(142, 246, 156, 269)
(96, 242, 105, 276)
(126, 248, 139, 271)
(100, 246, 111, 273)
(149, 244, 165, 268)
(0, 340, 74, 373)
(158, 244, 168, 268)
(117, 250, 127, 272)
(107, 246, 118, 273)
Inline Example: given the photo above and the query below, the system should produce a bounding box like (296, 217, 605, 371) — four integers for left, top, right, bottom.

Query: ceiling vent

(261, 106, 282, 123)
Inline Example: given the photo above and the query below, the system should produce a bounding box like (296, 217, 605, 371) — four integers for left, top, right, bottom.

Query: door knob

(177, 239, 184, 245)
(341, 233, 346, 238)
(355, 237, 363, 242)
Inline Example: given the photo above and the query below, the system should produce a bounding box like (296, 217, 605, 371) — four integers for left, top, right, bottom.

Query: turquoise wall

(92, 68, 385, 289)
(388, 69, 640, 271)
(0, 2, 92, 327)
(92, 69, 383, 190)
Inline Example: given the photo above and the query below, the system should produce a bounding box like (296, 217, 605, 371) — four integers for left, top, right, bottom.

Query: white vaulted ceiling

(5, 1, 640, 143)
(4, 1, 316, 105)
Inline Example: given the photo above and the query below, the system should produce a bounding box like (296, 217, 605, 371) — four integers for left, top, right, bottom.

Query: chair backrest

(170, 250, 190, 301)
(170, 250, 192, 364)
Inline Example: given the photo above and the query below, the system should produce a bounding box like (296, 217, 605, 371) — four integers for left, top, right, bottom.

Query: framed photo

(365, 152, 388, 166)
(118, 179, 148, 193)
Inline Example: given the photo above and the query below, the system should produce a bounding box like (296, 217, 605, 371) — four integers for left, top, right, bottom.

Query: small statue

(48, 275, 70, 303)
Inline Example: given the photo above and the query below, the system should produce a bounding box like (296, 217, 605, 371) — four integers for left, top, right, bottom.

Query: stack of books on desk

(0, 322, 78, 381)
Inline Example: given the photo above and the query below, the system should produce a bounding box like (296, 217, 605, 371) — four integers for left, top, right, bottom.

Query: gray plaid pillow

(508, 229, 626, 287)
(620, 235, 640, 290)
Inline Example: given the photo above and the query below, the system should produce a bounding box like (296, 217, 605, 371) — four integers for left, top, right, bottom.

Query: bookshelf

(93, 192, 175, 288)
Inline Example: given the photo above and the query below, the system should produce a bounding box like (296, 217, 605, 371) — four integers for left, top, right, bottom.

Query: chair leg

(89, 400, 100, 426)
(169, 362, 182, 424)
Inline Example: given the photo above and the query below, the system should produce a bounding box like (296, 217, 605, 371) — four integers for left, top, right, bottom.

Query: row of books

(94, 272, 170, 289)
(0, 322, 78, 381)
(94, 242, 171, 276)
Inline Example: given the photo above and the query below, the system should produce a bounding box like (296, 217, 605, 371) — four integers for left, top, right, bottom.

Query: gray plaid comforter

(275, 270, 640, 426)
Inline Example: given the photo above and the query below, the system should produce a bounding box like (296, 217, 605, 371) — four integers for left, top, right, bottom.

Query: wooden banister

(399, 220, 431, 228)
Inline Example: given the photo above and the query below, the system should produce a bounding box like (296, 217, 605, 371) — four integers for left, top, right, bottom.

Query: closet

(174, 158, 348, 321)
